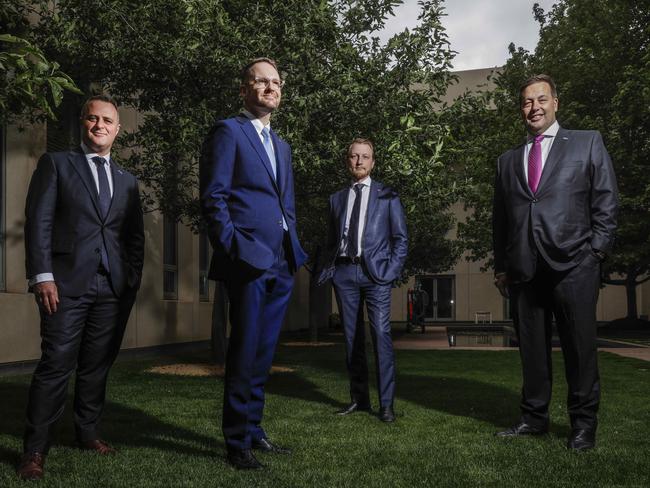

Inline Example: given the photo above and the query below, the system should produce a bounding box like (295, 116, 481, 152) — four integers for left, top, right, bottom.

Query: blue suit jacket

(319, 180, 408, 286)
(200, 115, 307, 280)
(24, 148, 145, 297)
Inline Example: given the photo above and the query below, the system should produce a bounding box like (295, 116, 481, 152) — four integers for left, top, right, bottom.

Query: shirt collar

(81, 142, 111, 164)
(351, 176, 372, 188)
(242, 109, 270, 135)
(527, 120, 559, 143)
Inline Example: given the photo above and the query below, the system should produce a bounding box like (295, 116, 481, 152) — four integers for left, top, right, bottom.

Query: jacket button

(278, 220, 283, 226)
(94, 248, 100, 253)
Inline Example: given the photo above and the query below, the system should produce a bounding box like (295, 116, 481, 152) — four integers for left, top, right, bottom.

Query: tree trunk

(211, 281, 228, 365)
(625, 270, 638, 320)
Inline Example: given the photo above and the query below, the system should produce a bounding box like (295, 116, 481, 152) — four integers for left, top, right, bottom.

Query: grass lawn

(1, 339, 649, 487)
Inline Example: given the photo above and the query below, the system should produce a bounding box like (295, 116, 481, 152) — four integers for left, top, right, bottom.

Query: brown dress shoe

(16, 452, 46, 481)
(79, 439, 117, 455)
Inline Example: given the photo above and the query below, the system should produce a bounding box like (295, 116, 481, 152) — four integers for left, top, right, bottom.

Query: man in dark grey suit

(18, 95, 144, 480)
(319, 138, 408, 423)
(492, 75, 618, 450)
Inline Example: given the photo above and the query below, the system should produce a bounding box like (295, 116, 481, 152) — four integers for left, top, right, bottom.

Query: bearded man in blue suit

(200, 57, 307, 470)
(319, 138, 408, 423)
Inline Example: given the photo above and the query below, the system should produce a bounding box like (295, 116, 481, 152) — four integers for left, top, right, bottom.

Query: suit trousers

(332, 262, 395, 408)
(222, 235, 294, 452)
(510, 251, 601, 431)
(24, 273, 133, 453)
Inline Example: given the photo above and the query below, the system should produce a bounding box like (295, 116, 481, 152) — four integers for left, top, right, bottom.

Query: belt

(335, 256, 362, 265)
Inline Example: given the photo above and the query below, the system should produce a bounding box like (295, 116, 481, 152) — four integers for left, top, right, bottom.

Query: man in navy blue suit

(319, 138, 408, 423)
(200, 57, 307, 469)
(18, 95, 144, 481)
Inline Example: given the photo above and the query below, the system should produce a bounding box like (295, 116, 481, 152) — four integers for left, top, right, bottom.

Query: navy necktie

(91, 156, 111, 272)
(92, 156, 112, 218)
(347, 184, 362, 257)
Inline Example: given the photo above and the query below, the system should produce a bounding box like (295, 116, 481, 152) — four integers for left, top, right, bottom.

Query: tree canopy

(0, 1, 81, 123)
(24, 0, 464, 277)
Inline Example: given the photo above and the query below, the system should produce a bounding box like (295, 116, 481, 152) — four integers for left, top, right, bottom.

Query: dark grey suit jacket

(492, 127, 618, 283)
(319, 180, 408, 286)
(24, 148, 145, 297)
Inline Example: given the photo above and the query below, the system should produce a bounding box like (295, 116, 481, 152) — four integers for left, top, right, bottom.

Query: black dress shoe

(336, 402, 371, 416)
(378, 406, 396, 423)
(227, 449, 263, 470)
(567, 429, 596, 451)
(495, 421, 548, 437)
(252, 438, 292, 454)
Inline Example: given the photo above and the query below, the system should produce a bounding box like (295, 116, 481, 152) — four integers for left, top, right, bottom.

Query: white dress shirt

(340, 176, 372, 257)
(242, 109, 274, 153)
(29, 143, 114, 286)
(522, 120, 559, 180)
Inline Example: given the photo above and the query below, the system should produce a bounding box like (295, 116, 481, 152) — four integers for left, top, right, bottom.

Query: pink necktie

(528, 134, 544, 193)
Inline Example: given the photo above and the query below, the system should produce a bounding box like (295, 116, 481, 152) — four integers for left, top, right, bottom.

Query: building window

(163, 214, 178, 299)
(199, 232, 211, 301)
(416, 275, 456, 321)
(0, 127, 5, 291)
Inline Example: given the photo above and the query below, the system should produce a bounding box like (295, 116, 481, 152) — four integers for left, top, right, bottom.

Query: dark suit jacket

(24, 148, 145, 297)
(200, 116, 307, 280)
(319, 180, 408, 286)
(492, 127, 618, 282)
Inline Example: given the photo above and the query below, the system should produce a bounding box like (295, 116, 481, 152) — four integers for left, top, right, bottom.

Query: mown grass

(1, 338, 648, 487)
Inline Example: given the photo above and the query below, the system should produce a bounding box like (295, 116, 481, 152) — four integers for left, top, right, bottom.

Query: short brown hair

(240, 57, 279, 84)
(519, 74, 558, 103)
(347, 138, 374, 158)
(80, 94, 119, 118)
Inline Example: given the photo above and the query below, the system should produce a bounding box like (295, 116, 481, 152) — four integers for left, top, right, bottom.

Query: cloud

(378, 0, 557, 71)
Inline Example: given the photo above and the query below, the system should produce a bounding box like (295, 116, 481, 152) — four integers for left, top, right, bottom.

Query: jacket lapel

(536, 126, 569, 193)
(69, 149, 102, 218)
(363, 180, 380, 245)
(512, 144, 531, 196)
(336, 188, 349, 242)
(237, 116, 280, 194)
(107, 160, 126, 221)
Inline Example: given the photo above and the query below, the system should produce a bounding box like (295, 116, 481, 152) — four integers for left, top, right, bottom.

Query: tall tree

(1, 1, 81, 123)
(29, 0, 464, 345)
(453, 0, 650, 325)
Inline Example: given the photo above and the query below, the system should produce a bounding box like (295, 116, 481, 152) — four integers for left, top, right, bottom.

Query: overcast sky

(378, 0, 557, 71)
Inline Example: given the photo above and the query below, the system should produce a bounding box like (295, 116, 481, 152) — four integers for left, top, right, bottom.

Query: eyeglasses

(251, 77, 285, 90)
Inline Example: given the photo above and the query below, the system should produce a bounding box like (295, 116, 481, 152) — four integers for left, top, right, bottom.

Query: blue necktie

(347, 184, 362, 257)
(261, 127, 287, 230)
(261, 126, 277, 180)
(92, 156, 111, 272)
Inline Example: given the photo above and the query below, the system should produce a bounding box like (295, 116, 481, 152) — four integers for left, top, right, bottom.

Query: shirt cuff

(28, 273, 55, 287)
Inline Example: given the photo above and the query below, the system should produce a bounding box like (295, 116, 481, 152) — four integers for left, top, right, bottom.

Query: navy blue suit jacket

(200, 115, 307, 280)
(24, 148, 145, 297)
(319, 180, 408, 286)
(492, 127, 618, 282)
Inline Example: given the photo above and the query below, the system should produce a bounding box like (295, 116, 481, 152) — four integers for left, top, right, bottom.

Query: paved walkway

(391, 326, 650, 362)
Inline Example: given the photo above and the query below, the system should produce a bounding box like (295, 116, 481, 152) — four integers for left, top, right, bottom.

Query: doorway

(417, 275, 455, 321)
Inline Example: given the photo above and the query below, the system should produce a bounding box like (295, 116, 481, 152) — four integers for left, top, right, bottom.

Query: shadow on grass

(0, 382, 220, 467)
(267, 372, 341, 408)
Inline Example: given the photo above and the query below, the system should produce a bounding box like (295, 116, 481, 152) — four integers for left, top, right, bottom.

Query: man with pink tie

(492, 75, 618, 451)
